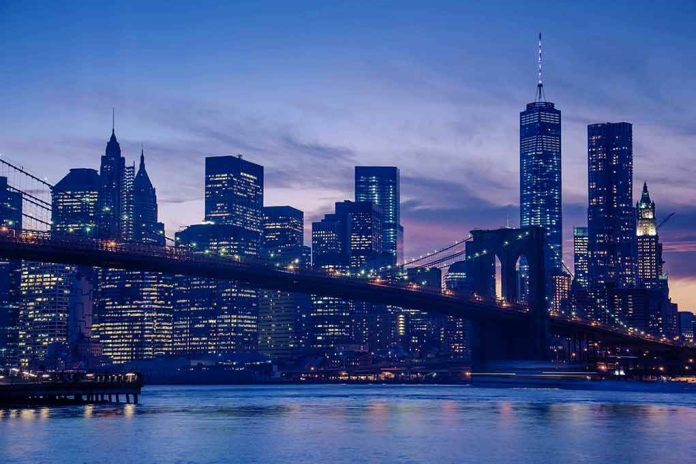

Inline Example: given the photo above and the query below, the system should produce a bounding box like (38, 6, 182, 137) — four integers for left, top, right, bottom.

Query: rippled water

(1, 384, 695, 463)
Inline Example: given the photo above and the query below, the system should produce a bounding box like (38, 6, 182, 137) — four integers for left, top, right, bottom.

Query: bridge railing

(0, 228, 529, 309)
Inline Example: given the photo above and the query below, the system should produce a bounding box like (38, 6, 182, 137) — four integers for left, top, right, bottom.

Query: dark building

(171, 155, 266, 356)
(97, 128, 131, 240)
(133, 149, 165, 245)
(520, 35, 562, 277)
(310, 201, 385, 352)
(403, 267, 445, 358)
(587, 122, 636, 322)
(0, 177, 22, 366)
(355, 166, 403, 264)
(573, 226, 589, 289)
(261, 206, 304, 259)
(678, 311, 694, 343)
(444, 261, 471, 361)
(52, 168, 100, 235)
(51, 168, 102, 367)
(258, 206, 311, 359)
(173, 223, 259, 355)
(93, 136, 172, 364)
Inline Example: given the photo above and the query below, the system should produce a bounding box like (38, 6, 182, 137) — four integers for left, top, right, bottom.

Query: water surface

(1, 384, 695, 463)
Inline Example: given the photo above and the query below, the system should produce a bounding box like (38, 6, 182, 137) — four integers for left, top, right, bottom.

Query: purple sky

(1, 1, 695, 310)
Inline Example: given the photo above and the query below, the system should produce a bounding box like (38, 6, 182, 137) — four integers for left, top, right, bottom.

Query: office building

(636, 183, 663, 290)
(0, 177, 22, 366)
(587, 122, 636, 322)
(355, 166, 403, 264)
(133, 149, 165, 245)
(520, 35, 562, 276)
(258, 206, 311, 359)
(97, 127, 130, 240)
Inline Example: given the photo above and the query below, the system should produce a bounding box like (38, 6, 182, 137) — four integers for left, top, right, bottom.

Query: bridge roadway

(0, 230, 687, 353)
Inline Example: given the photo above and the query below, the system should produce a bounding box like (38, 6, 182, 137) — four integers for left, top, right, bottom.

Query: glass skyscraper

(52, 168, 100, 235)
(573, 226, 589, 289)
(519, 78, 562, 275)
(587, 122, 636, 323)
(172, 155, 264, 356)
(355, 167, 402, 265)
(205, 155, 264, 235)
(587, 122, 636, 289)
(0, 177, 22, 366)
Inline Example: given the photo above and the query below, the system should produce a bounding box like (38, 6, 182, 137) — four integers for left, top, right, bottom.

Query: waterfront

(1, 385, 695, 463)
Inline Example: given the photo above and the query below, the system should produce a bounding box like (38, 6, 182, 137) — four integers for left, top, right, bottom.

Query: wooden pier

(0, 373, 143, 406)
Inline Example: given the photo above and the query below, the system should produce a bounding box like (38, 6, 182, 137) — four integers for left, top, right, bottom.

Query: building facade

(258, 206, 312, 359)
(636, 183, 663, 290)
(0, 177, 22, 366)
(520, 78, 562, 276)
(133, 150, 165, 245)
(587, 122, 636, 322)
(355, 167, 403, 264)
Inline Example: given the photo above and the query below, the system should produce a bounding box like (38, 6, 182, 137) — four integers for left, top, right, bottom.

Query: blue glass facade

(520, 101, 562, 275)
(355, 167, 402, 265)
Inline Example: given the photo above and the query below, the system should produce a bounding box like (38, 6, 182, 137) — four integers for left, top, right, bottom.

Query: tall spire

(140, 145, 145, 169)
(535, 32, 545, 102)
(105, 109, 121, 158)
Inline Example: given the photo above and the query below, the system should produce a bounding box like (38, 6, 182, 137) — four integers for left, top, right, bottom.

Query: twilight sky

(1, 1, 695, 309)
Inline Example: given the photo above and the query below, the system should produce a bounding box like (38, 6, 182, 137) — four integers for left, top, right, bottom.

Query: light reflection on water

(1, 384, 695, 463)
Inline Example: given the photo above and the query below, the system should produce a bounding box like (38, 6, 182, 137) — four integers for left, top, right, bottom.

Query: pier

(0, 372, 143, 406)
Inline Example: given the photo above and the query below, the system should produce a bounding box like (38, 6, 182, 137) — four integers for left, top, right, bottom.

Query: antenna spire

(112, 107, 115, 135)
(536, 33, 545, 102)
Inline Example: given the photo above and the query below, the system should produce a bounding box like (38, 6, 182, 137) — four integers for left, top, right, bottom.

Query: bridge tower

(465, 226, 549, 363)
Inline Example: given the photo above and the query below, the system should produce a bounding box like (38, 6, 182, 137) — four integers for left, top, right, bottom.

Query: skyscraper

(173, 224, 259, 354)
(0, 177, 22, 366)
(310, 201, 384, 351)
(97, 127, 128, 240)
(573, 226, 589, 289)
(636, 183, 663, 290)
(93, 135, 173, 364)
(172, 155, 264, 356)
(520, 34, 562, 275)
(258, 206, 311, 359)
(52, 168, 100, 235)
(51, 168, 102, 367)
(585, 122, 639, 327)
(261, 206, 304, 259)
(205, 155, 264, 234)
(355, 166, 402, 264)
(133, 149, 165, 245)
(587, 122, 636, 318)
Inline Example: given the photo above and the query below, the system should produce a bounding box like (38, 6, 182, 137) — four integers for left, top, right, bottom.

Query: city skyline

(1, 1, 696, 310)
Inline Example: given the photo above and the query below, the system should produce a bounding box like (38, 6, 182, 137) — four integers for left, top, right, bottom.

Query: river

(1, 384, 695, 463)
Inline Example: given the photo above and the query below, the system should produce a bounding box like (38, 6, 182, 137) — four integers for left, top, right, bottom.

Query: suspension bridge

(0, 154, 692, 364)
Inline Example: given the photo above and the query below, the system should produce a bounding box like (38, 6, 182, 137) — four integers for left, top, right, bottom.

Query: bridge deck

(0, 230, 688, 354)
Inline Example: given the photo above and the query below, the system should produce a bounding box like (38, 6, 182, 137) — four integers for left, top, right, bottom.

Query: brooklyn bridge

(0, 155, 693, 367)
